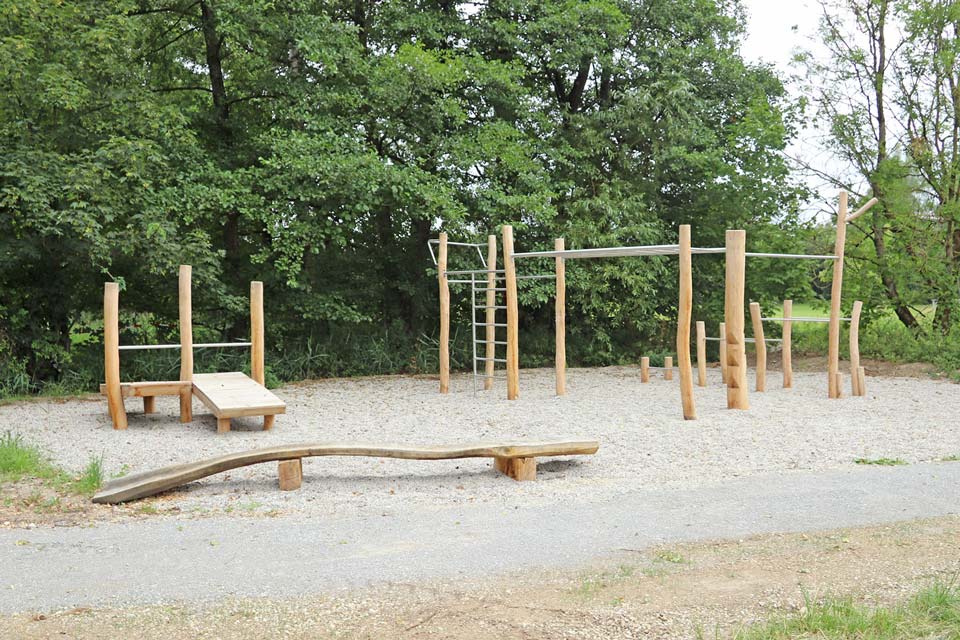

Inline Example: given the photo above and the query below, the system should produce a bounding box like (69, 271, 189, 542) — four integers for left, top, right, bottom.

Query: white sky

(739, 0, 847, 220)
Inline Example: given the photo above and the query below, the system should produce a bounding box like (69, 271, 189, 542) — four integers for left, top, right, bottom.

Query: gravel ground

(2, 366, 958, 515)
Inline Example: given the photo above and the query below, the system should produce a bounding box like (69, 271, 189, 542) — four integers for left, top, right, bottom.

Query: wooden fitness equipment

(101, 265, 285, 433)
(92, 439, 601, 503)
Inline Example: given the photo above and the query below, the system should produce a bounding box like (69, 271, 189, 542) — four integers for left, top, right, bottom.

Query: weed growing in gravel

(729, 580, 960, 639)
(0, 431, 60, 482)
(941, 455, 960, 462)
(654, 549, 689, 564)
(72, 456, 103, 496)
(853, 457, 907, 466)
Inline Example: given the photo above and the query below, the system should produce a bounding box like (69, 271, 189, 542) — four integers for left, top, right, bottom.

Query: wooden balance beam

(91, 439, 600, 504)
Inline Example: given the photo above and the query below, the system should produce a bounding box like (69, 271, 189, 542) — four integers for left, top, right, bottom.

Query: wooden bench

(99, 372, 285, 432)
(91, 439, 600, 503)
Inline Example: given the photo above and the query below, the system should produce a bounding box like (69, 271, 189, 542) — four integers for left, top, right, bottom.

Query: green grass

(0, 431, 103, 496)
(941, 455, 960, 462)
(853, 457, 908, 466)
(730, 581, 960, 639)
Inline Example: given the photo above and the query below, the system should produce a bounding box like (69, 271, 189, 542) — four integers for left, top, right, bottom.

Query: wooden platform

(191, 372, 285, 432)
(92, 439, 601, 503)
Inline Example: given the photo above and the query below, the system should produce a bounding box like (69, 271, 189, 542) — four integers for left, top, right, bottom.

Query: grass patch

(941, 455, 960, 462)
(854, 457, 908, 466)
(0, 431, 103, 496)
(731, 580, 960, 639)
(654, 549, 690, 564)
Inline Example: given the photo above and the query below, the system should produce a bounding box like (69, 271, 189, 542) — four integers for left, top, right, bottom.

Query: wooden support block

(278, 459, 303, 491)
(664, 356, 673, 380)
(640, 357, 650, 383)
(494, 456, 536, 481)
(263, 414, 275, 430)
(143, 396, 156, 414)
(217, 417, 231, 433)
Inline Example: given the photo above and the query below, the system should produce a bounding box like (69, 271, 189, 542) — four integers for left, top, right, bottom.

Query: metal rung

(477, 305, 506, 310)
(516, 274, 555, 280)
(474, 340, 509, 345)
(475, 357, 508, 363)
(445, 269, 505, 276)
(476, 323, 508, 327)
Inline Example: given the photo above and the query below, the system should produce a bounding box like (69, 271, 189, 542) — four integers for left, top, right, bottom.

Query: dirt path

(2, 515, 958, 639)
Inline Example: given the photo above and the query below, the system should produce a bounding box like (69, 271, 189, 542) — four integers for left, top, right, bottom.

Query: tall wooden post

(696, 321, 707, 387)
(484, 235, 497, 391)
(677, 225, 695, 419)
(555, 238, 567, 396)
(782, 299, 793, 388)
(103, 282, 127, 430)
(503, 225, 520, 400)
(749, 302, 766, 392)
(828, 191, 848, 399)
(850, 300, 863, 396)
(724, 230, 749, 410)
(438, 233, 450, 394)
(664, 356, 674, 381)
(178, 265, 193, 423)
(251, 281, 265, 386)
(719, 322, 728, 385)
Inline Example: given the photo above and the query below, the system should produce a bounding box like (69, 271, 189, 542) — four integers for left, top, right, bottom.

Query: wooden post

(438, 233, 450, 394)
(143, 397, 156, 414)
(664, 356, 674, 381)
(749, 302, 766, 392)
(782, 299, 793, 389)
(850, 300, 863, 396)
(278, 459, 303, 491)
(503, 225, 520, 400)
(494, 457, 536, 481)
(178, 265, 193, 423)
(719, 322, 728, 384)
(696, 321, 707, 387)
(484, 235, 497, 391)
(834, 372, 843, 398)
(640, 356, 650, 383)
(103, 282, 127, 430)
(828, 191, 848, 399)
(858, 366, 867, 396)
(251, 281, 265, 386)
(724, 230, 749, 410)
(677, 224, 695, 419)
(555, 238, 567, 396)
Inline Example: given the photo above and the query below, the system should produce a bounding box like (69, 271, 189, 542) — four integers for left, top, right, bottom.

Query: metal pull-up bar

(118, 342, 252, 351)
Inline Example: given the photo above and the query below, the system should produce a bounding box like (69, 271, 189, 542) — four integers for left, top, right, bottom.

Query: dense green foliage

(1, 0, 815, 394)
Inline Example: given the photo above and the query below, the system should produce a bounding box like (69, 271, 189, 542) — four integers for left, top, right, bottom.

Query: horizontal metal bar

(429, 239, 486, 247)
(477, 305, 506, 310)
(119, 342, 252, 351)
(516, 274, 555, 280)
(475, 357, 508, 363)
(513, 244, 682, 259)
(474, 339, 509, 345)
(476, 323, 508, 327)
(762, 317, 849, 323)
(745, 252, 838, 260)
(444, 269, 505, 276)
(703, 337, 783, 343)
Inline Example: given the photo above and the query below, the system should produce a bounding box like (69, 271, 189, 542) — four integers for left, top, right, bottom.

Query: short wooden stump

(493, 456, 536, 481)
(278, 459, 303, 491)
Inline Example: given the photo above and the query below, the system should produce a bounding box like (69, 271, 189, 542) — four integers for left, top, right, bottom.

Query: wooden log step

(92, 439, 600, 504)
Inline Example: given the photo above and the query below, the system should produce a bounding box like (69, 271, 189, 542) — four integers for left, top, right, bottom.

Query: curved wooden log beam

(93, 439, 601, 504)
(845, 197, 879, 223)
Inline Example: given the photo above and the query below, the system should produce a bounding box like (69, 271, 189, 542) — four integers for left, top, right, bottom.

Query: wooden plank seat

(191, 372, 285, 433)
(92, 439, 601, 504)
(98, 373, 284, 431)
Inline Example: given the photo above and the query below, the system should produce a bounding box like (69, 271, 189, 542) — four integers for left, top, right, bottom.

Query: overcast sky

(739, 0, 847, 219)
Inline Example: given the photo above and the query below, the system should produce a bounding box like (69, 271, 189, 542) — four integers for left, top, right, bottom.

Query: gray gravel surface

(1, 367, 958, 516)
(1, 462, 958, 614)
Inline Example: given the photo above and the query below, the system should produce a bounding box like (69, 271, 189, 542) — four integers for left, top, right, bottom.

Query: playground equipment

(91, 439, 601, 503)
(100, 265, 285, 433)
(433, 191, 877, 419)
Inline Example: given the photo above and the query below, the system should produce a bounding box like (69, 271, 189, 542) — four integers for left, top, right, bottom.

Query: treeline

(0, 0, 817, 395)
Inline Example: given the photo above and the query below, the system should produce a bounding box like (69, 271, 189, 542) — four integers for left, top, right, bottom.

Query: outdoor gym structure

(100, 265, 285, 433)
(434, 191, 878, 420)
